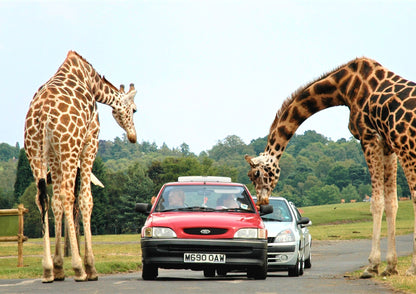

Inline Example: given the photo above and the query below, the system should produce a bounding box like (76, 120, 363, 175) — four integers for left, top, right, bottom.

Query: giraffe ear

(123, 84, 137, 103)
(245, 155, 257, 168)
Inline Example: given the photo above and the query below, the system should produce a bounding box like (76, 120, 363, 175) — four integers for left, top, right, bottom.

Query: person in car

(166, 189, 185, 208)
(217, 194, 239, 209)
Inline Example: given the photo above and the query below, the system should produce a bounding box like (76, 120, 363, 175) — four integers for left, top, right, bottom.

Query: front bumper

(141, 238, 268, 271)
(266, 242, 299, 270)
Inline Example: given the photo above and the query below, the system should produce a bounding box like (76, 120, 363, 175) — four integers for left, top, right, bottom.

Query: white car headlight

(142, 227, 177, 238)
(274, 229, 295, 243)
(234, 228, 267, 239)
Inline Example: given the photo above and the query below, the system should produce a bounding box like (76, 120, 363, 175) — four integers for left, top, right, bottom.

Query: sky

(1, 0, 416, 154)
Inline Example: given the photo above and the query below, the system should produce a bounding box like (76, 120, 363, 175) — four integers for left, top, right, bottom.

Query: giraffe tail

(37, 178, 48, 227)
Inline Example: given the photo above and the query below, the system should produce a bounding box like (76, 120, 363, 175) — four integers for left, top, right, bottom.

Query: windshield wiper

(163, 206, 216, 212)
(216, 207, 251, 212)
(261, 217, 283, 222)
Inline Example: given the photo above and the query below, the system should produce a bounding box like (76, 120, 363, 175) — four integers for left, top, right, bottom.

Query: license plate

(184, 253, 226, 263)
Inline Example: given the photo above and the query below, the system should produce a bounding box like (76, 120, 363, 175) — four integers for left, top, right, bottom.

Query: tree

(325, 164, 350, 189)
(14, 149, 34, 203)
(341, 184, 360, 203)
(307, 184, 341, 205)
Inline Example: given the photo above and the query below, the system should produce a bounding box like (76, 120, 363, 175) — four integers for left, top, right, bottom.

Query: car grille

(158, 244, 253, 254)
(183, 228, 228, 236)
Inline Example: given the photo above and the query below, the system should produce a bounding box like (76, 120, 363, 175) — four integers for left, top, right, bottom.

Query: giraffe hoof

(54, 276, 65, 281)
(381, 269, 398, 276)
(88, 275, 98, 281)
(41, 277, 54, 283)
(360, 270, 375, 279)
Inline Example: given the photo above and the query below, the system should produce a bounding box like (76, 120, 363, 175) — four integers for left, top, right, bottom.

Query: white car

(254, 196, 312, 276)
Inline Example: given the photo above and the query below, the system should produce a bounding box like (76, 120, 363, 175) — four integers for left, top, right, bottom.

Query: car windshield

(154, 185, 255, 213)
(262, 199, 293, 222)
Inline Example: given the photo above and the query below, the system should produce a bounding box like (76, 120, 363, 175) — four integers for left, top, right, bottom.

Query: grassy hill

(302, 200, 414, 240)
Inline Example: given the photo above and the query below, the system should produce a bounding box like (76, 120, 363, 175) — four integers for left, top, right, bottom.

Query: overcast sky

(1, 0, 415, 154)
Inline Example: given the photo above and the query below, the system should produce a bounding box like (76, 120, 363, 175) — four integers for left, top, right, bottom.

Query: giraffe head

(245, 153, 280, 206)
(112, 83, 138, 143)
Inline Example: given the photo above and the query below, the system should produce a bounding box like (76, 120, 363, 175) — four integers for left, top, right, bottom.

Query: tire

(247, 263, 267, 280)
(203, 268, 216, 277)
(304, 250, 312, 269)
(216, 268, 227, 276)
(288, 258, 301, 277)
(142, 263, 158, 280)
(299, 255, 305, 276)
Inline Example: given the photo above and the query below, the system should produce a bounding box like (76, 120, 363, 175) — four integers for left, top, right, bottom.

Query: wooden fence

(0, 204, 29, 267)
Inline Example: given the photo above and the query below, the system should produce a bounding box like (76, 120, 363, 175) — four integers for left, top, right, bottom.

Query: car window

(154, 185, 255, 212)
(263, 199, 293, 222)
(289, 202, 302, 220)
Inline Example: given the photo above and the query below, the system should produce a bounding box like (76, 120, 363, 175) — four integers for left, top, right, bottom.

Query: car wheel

(203, 268, 216, 277)
(288, 258, 301, 277)
(216, 268, 227, 276)
(247, 263, 267, 280)
(305, 250, 312, 269)
(299, 255, 305, 276)
(142, 263, 158, 280)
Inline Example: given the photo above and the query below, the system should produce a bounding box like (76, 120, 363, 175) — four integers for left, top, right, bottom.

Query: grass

(0, 234, 141, 279)
(1, 201, 416, 292)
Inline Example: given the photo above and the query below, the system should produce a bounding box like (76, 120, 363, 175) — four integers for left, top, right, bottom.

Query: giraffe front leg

(381, 153, 398, 276)
(361, 188, 384, 278)
(79, 187, 98, 281)
(52, 195, 65, 281)
(62, 193, 87, 282)
(406, 195, 416, 276)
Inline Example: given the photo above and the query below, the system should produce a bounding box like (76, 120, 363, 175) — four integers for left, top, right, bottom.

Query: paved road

(0, 234, 413, 294)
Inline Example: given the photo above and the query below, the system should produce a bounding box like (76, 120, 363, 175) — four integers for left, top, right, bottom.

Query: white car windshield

(154, 185, 255, 212)
(262, 199, 293, 222)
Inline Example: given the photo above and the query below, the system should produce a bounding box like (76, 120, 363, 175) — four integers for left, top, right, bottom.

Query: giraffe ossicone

(24, 50, 137, 282)
(246, 57, 416, 278)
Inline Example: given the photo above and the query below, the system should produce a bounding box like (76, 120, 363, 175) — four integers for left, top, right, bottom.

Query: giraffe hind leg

(37, 178, 54, 283)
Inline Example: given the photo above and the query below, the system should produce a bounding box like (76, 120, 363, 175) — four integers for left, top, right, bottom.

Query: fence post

(17, 204, 29, 267)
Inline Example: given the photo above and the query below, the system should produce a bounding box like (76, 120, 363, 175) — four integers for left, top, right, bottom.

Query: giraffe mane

(67, 50, 120, 92)
(269, 57, 366, 133)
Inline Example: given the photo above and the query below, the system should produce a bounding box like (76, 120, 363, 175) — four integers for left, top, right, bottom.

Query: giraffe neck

(64, 51, 123, 108)
(264, 57, 387, 158)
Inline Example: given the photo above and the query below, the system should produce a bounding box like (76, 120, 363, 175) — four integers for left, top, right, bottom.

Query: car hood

(262, 221, 294, 236)
(145, 211, 264, 238)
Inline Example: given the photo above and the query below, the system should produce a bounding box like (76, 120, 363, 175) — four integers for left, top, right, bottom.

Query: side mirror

(135, 203, 152, 214)
(259, 204, 273, 216)
(297, 216, 311, 227)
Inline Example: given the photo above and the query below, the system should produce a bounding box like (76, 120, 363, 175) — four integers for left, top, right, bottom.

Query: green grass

(1, 201, 416, 293)
(0, 234, 141, 279)
(302, 201, 414, 240)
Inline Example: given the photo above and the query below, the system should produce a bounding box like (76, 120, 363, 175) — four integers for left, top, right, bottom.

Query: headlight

(234, 228, 267, 239)
(274, 229, 295, 243)
(142, 227, 177, 238)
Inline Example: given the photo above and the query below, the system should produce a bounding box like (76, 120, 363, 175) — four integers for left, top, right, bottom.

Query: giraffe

(245, 57, 416, 278)
(24, 50, 137, 282)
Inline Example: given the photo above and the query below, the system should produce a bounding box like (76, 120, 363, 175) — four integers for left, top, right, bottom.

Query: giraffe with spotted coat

(24, 51, 137, 282)
(245, 57, 416, 278)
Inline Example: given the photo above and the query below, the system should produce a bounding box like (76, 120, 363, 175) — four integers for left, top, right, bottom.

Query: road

(0, 234, 413, 294)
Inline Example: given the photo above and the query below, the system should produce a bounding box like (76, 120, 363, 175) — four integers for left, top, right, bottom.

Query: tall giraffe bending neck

(246, 56, 416, 278)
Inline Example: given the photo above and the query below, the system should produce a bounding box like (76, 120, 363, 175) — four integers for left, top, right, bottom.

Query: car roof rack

(177, 176, 232, 183)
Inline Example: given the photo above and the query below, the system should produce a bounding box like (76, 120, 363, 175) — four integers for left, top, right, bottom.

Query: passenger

(166, 189, 185, 208)
(217, 194, 239, 208)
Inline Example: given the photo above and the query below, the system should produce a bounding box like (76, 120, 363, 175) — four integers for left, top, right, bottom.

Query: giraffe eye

(254, 170, 260, 178)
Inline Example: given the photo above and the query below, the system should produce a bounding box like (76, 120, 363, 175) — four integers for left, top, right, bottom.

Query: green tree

(325, 164, 350, 189)
(14, 149, 34, 203)
(341, 184, 360, 203)
(307, 184, 341, 205)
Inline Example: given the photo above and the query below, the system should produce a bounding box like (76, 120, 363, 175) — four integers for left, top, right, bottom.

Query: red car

(135, 176, 273, 280)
